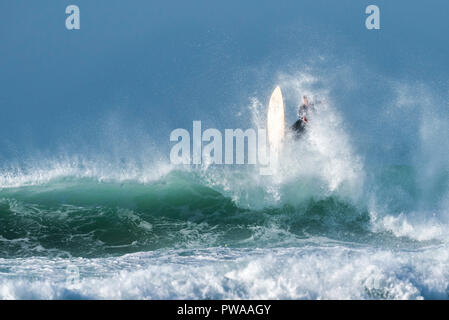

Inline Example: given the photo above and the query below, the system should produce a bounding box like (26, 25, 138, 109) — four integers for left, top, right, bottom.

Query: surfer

(291, 95, 313, 139)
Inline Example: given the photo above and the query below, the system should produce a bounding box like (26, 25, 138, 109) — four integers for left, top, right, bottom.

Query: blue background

(1, 0, 448, 164)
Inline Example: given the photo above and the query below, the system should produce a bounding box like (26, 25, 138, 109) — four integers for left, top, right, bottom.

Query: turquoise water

(0, 152, 448, 299)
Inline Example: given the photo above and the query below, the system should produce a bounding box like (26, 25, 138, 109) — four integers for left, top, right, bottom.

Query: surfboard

(267, 86, 285, 155)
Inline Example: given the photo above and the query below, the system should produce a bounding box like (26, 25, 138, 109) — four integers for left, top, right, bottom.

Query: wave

(1, 70, 448, 260)
(0, 163, 441, 260)
(0, 170, 364, 258)
(0, 71, 448, 300)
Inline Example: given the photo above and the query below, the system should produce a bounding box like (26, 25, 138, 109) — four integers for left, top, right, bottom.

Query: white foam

(0, 157, 174, 189)
(1, 245, 449, 299)
(220, 71, 365, 209)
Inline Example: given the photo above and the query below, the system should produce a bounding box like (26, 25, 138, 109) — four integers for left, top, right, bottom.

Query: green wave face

(0, 169, 378, 259)
(1, 164, 443, 259)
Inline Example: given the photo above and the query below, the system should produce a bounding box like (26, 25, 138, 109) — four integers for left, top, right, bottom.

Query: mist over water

(1, 67, 448, 299)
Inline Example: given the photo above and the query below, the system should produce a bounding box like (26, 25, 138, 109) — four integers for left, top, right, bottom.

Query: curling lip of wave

(0, 168, 438, 259)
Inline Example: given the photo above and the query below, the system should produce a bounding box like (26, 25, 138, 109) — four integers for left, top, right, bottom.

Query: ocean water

(1, 84, 448, 299)
(0, 161, 448, 300)
(1, 0, 449, 299)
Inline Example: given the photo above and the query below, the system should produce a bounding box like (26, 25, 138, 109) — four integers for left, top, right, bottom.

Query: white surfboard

(267, 86, 285, 156)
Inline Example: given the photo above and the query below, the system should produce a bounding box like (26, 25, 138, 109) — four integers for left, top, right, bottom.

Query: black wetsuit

(291, 104, 309, 139)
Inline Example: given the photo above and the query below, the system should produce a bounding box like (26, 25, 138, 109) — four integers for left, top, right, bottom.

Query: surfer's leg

(291, 120, 305, 140)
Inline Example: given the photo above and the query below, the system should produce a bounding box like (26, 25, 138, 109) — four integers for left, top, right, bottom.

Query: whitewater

(1, 69, 448, 300)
